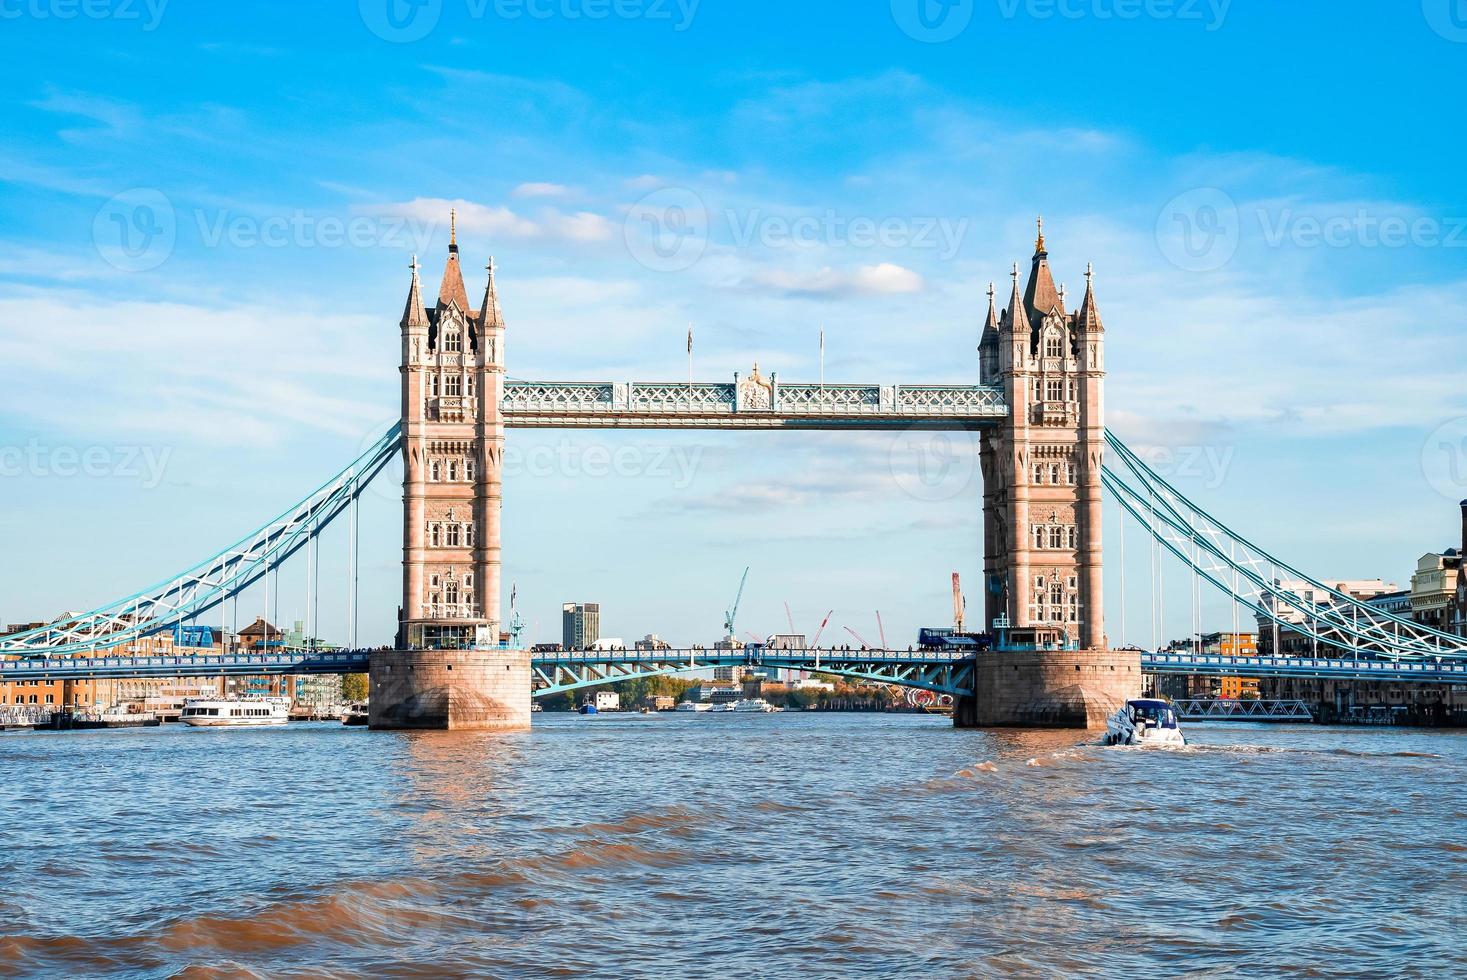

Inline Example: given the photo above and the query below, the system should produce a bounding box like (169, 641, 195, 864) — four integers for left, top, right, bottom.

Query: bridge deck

(5, 648, 1467, 690)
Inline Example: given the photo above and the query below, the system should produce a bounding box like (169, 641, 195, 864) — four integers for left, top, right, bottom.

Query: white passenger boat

(180, 696, 290, 728)
(1104, 698, 1186, 747)
(675, 701, 712, 712)
(729, 698, 781, 713)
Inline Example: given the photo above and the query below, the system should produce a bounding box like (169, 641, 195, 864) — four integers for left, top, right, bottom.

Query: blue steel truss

(0, 425, 402, 658)
(1101, 430, 1467, 662)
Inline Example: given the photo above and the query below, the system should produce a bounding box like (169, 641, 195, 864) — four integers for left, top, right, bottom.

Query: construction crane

(723, 566, 750, 638)
(876, 610, 887, 650)
(952, 572, 965, 633)
(784, 601, 797, 635)
(810, 610, 834, 647)
(843, 625, 871, 649)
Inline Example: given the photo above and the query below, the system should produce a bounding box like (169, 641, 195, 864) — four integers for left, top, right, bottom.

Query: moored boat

(180, 696, 290, 728)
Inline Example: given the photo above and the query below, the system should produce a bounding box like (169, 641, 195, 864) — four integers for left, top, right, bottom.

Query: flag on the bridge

(687, 322, 693, 354)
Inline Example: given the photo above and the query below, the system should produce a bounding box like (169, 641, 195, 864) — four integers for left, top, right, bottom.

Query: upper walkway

(500, 380, 1007, 429)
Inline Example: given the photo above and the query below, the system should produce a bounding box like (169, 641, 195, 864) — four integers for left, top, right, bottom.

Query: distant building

(1458, 502, 1467, 637)
(683, 684, 740, 704)
(562, 602, 600, 650)
(1202, 632, 1259, 700)
(634, 634, 671, 651)
(1257, 579, 1399, 657)
(713, 665, 750, 682)
(593, 690, 620, 712)
(1409, 550, 1461, 632)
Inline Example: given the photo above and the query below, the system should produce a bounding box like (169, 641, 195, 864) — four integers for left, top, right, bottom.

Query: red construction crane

(876, 610, 887, 650)
(952, 572, 965, 633)
(810, 610, 834, 647)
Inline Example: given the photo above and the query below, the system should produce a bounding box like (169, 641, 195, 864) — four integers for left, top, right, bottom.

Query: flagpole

(819, 324, 825, 389)
(687, 321, 693, 389)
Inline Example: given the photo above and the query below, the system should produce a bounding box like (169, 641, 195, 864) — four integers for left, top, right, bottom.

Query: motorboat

(674, 701, 712, 712)
(180, 696, 290, 728)
(1104, 698, 1185, 747)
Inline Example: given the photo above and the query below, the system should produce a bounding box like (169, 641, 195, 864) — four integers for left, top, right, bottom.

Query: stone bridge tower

(371, 215, 529, 731)
(966, 223, 1139, 727)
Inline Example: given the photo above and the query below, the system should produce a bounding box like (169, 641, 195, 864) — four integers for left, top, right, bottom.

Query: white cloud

(738, 262, 924, 297)
(513, 182, 571, 199)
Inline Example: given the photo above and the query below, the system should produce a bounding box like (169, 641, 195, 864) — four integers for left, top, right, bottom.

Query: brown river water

(1, 713, 1464, 978)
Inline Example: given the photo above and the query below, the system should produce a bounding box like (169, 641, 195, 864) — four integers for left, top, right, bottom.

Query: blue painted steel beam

(7, 648, 1467, 687)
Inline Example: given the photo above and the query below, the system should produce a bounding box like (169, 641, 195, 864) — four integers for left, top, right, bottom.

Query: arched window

(429, 524, 441, 547)
(1045, 331, 1063, 358)
(1067, 526, 1078, 549)
(1034, 525, 1045, 549)
(1032, 464, 1044, 484)
(445, 331, 462, 353)
(447, 460, 457, 482)
(445, 375, 461, 397)
(1050, 464, 1061, 484)
(445, 581, 460, 611)
(465, 458, 475, 481)
(464, 572, 474, 590)
(465, 523, 475, 547)
(1049, 526, 1063, 549)
(446, 524, 461, 547)
(428, 374, 439, 397)
(429, 460, 441, 482)
(466, 376, 476, 398)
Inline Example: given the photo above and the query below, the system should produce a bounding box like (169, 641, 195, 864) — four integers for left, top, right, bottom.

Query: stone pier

(954, 648, 1141, 728)
(368, 648, 531, 731)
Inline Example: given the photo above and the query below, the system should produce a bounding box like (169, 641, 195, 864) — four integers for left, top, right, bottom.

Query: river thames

(1, 715, 1463, 978)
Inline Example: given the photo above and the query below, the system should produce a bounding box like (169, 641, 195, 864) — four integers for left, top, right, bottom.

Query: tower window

(1045, 332, 1063, 358)
(429, 460, 441, 482)
(465, 458, 476, 481)
(429, 524, 441, 547)
(467, 375, 476, 398)
(446, 524, 461, 547)
(445, 375, 462, 397)
(447, 460, 457, 482)
(445, 332, 462, 353)
(1046, 380, 1064, 401)
(428, 374, 440, 397)
(465, 523, 475, 547)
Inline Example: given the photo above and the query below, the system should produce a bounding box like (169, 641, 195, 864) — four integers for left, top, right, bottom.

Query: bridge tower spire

(378, 222, 528, 731)
(968, 222, 1128, 726)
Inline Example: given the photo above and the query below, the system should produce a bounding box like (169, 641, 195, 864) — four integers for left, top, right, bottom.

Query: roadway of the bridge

(5, 648, 1465, 697)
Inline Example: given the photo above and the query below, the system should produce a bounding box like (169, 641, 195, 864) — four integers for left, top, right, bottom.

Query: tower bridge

(5, 217, 1466, 729)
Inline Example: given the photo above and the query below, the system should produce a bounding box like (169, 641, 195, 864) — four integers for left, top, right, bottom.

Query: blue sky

(1, 1, 1465, 648)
